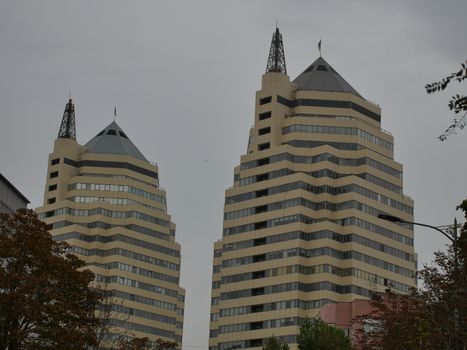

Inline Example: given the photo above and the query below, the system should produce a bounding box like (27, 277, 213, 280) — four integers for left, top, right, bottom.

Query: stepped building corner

(208, 28, 416, 350)
(36, 100, 185, 347)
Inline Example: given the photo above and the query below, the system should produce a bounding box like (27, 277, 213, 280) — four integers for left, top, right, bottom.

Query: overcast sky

(1, 1, 467, 348)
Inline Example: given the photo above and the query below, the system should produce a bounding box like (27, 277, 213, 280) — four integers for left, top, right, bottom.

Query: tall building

(36, 100, 185, 346)
(0, 173, 29, 213)
(208, 29, 416, 350)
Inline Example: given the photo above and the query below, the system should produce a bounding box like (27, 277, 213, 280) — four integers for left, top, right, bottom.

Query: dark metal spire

(57, 99, 76, 140)
(265, 27, 287, 75)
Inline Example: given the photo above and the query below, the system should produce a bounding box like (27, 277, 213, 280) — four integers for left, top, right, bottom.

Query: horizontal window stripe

(68, 182, 166, 206)
(224, 199, 406, 236)
(69, 246, 179, 271)
(226, 180, 411, 214)
(283, 124, 392, 150)
(216, 335, 297, 350)
(87, 261, 179, 284)
(111, 289, 178, 311)
(69, 196, 165, 213)
(219, 316, 303, 334)
(240, 152, 401, 179)
(64, 158, 158, 179)
(54, 231, 179, 257)
(220, 281, 375, 300)
(219, 299, 331, 318)
(79, 172, 157, 188)
(95, 274, 179, 298)
(239, 168, 403, 196)
(223, 228, 412, 254)
(221, 246, 414, 278)
(221, 228, 413, 261)
(223, 214, 413, 246)
(218, 263, 411, 293)
(108, 304, 176, 325)
(40, 207, 171, 228)
(287, 140, 364, 151)
(108, 319, 180, 342)
(277, 95, 381, 122)
(49, 221, 172, 241)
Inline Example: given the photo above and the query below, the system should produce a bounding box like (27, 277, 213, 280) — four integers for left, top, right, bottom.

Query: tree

(355, 201, 467, 349)
(93, 286, 131, 350)
(116, 337, 179, 350)
(152, 338, 179, 350)
(262, 336, 289, 350)
(297, 318, 351, 350)
(116, 337, 151, 350)
(425, 60, 467, 141)
(0, 209, 101, 350)
(354, 290, 431, 350)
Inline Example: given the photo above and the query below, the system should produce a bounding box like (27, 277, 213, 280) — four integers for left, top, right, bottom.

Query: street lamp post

(377, 214, 458, 254)
(378, 213, 463, 350)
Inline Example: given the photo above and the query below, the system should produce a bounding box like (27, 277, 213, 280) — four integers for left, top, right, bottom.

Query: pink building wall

(319, 299, 373, 346)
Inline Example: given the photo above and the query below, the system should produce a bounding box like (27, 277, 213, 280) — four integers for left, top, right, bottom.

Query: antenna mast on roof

(57, 98, 76, 140)
(265, 26, 287, 75)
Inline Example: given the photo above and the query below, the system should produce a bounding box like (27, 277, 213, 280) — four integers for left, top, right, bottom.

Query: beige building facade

(36, 100, 185, 347)
(208, 29, 416, 350)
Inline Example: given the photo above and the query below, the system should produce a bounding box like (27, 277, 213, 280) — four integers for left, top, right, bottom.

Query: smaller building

(0, 173, 30, 214)
(319, 299, 372, 346)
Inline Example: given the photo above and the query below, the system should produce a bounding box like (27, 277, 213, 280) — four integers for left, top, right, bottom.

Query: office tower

(36, 100, 185, 346)
(209, 28, 416, 349)
(0, 173, 29, 213)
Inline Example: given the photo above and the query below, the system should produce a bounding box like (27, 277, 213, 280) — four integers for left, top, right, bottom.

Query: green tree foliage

(425, 60, 467, 141)
(0, 209, 101, 350)
(298, 318, 351, 350)
(262, 336, 290, 350)
(116, 337, 179, 350)
(356, 201, 467, 349)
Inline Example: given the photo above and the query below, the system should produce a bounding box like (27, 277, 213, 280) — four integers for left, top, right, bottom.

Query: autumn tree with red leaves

(0, 209, 101, 350)
(355, 201, 467, 350)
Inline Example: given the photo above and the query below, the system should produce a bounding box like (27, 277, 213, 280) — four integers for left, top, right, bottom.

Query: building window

(49, 184, 57, 191)
(258, 127, 271, 135)
(256, 173, 269, 182)
(250, 321, 263, 330)
(259, 111, 272, 120)
(48, 198, 56, 204)
(50, 171, 58, 178)
(257, 158, 270, 166)
(259, 96, 272, 105)
(252, 271, 266, 279)
(252, 287, 264, 296)
(253, 254, 266, 263)
(258, 143, 270, 151)
(51, 158, 60, 165)
(254, 221, 267, 230)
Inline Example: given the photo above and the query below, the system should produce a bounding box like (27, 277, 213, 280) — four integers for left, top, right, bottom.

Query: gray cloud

(1, 1, 467, 348)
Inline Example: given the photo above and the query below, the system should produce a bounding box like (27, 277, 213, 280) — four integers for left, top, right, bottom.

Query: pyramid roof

(293, 57, 362, 97)
(84, 121, 147, 161)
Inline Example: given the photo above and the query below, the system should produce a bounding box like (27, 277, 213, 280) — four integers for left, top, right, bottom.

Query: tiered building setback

(36, 100, 185, 347)
(209, 29, 416, 349)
